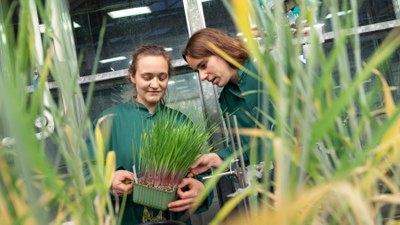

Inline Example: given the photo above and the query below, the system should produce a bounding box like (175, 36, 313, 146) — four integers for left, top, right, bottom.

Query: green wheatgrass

(136, 108, 215, 191)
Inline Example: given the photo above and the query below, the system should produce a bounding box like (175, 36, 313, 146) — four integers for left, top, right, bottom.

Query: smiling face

(186, 55, 238, 87)
(130, 55, 169, 113)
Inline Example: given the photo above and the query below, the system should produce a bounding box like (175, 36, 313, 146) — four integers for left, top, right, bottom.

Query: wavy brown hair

(182, 28, 248, 68)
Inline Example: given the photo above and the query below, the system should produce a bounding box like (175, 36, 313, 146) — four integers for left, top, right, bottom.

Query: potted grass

(133, 109, 216, 210)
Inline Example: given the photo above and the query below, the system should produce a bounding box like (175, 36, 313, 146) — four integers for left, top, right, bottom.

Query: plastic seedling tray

(133, 183, 177, 210)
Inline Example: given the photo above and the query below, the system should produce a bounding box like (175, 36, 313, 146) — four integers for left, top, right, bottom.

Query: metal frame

(183, 0, 232, 208)
(24, 18, 400, 91)
(322, 19, 400, 41)
(183, 0, 226, 149)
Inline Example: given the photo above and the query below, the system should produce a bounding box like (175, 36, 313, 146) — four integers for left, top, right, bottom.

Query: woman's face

(130, 55, 169, 110)
(186, 55, 238, 87)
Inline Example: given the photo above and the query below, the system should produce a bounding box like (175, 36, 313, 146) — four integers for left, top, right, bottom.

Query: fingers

(111, 170, 135, 196)
(178, 178, 191, 188)
(112, 182, 133, 196)
(190, 159, 202, 169)
(189, 158, 210, 176)
(189, 153, 223, 176)
(187, 172, 195, 178)
(190, 167, 208, 176)
(168, 178, 203, 212)
(168, 198, 194, 212)
(117, 170, 135, 182)
(177, 186, 198, 199)
(190, 154, 209, 168)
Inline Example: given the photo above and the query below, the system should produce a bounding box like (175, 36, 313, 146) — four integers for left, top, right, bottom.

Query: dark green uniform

(216, 59, 272, 165)
(92, 99, 211, 225)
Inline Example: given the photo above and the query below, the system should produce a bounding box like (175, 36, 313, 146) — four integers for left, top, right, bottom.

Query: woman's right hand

(188, 153, 223, 177)
(111, 170, 134, 196)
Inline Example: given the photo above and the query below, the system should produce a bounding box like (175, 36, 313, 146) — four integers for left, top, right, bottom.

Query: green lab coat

(92, 100, 211, 225)
(216, 59, 272, 165)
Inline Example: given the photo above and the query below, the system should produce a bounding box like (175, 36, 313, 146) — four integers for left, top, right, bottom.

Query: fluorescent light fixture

(164, 47, 173, 52)
(325, 10, 352, 19)
(202, 0, 213, 2)
(99, 56, 127, 64)
(108, 6, 151, 19)
(73, 22, 81, 28)
(168, 80, 175, 85)
(39, 21, 81, 33)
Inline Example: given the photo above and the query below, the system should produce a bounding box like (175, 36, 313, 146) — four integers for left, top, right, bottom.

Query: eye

(142, 74, 154, 81)
(158, 73, 168, 81)
(198, 61, 207, 70)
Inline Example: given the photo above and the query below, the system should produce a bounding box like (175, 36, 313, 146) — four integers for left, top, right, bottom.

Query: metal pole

(232, 115, 249, 188)
(183, 0, 234, 208)
(231, 115, 250, 212)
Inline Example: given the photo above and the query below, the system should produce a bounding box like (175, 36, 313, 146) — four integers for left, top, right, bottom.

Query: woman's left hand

(167, 178, 204, 212)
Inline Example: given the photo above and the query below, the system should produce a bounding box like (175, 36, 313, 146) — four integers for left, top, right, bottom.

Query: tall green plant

(191, 0, 400, 224)
(0, 1, 117, 224)
(137, 109, 216, 191)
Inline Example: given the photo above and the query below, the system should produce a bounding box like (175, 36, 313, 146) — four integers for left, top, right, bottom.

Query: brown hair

(182, 28, 248, 67)
(128, 45, 173, 103)
(128, 44, 173, 77)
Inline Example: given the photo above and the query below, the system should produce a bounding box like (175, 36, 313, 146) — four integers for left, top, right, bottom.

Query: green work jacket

(92, 99, 212, 225)
(216, 59, 273, 165)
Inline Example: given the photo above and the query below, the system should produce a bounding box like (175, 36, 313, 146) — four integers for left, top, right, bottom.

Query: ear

(130, 74, 136, 84)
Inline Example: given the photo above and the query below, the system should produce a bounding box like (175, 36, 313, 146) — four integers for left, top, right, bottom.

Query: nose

(198, 70, 207, 81)
(149, 77, 160, 88)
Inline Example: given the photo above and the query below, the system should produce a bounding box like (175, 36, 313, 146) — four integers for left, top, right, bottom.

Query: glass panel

(202, 0, 237, 36)
(69, 0, 189, 76)
(84, 72, 204, 123)
(322, 29, 400, 105)
(358, 0, 396, 25)
(317, 0, 396, 33)
(86, 81, 132, 120)
(166, 72, 205, 123)
(389, 48, 400, 103)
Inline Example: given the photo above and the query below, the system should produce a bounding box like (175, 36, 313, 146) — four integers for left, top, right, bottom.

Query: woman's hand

(167, 178, 204, 212)
(111, 170, 134, 196)
(188, 153, 223, 177)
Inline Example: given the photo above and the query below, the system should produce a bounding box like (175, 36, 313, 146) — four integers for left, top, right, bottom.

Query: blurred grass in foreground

(2, 0, 400, 225)
(192, 0, 400, 224)
(0, 1, 117, 224)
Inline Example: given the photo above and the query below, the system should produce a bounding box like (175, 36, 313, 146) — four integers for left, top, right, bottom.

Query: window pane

(202, 0, 237, 36)
(166, 72, 205, 123)
(322, 29, 400, 105)
(84, 72, 204, 124)
(318, 0, 396, 32)
(70, 0, 189, 76)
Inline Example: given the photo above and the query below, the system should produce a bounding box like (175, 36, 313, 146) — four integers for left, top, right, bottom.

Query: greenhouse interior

(1, 0, 400, 225)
